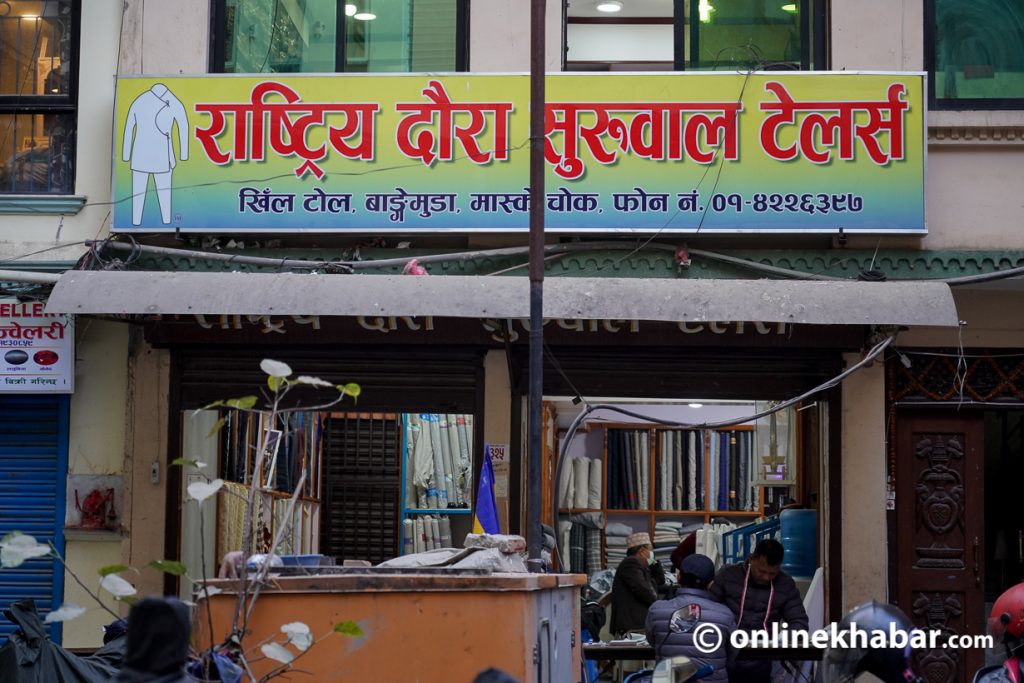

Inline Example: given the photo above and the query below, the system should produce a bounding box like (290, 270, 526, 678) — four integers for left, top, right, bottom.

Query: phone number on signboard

(702, 192, 864, 215)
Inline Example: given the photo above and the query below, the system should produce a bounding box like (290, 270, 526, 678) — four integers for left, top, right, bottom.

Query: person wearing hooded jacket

(645, 554, 735, 683)
(115, 597, 192, 683)
(709, 538, 809, 683)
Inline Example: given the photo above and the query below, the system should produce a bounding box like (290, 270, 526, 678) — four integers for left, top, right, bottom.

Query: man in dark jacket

(646, 554, 735, 683)
(710, 538, 809, 683)
(610, 532, 666, 635)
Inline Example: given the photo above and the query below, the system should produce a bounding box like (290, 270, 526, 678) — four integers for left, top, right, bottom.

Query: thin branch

(47, 545, 121, 621)
(243, 469, 307, 631)
(198, 506, 216, 681)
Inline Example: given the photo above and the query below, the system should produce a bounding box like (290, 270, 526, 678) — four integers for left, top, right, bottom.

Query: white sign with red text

(0, 299, 74, 393)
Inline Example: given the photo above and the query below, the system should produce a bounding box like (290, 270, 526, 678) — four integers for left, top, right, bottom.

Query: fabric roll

(639, 431, 650, 510)
(607, 433, 618, 509)
(588, 459, 602, 509)
(438, 416, 458, 507)
(402, 519, 414, 555)
(439, 516, 453, 548)
(446, 415, 465, 505)
(456, 415, 471, 483)
(585, 527, 602, 575)
(404, 417, 417, 509)
(430, 516, 442, 549)
(570, 523, 586, 573)
(671, 432, 679, 507)
(414, 517, 425, 554)
(631, 431, 640, 509)
(573, 457, 591, 508)
(748, 432, 758, 511)
(687, 431, 697, 510)
(410, 414, 437, 509)
(621, 431, 634, 509)
(707, 434, 716, 512)
(558, 451, 575, 510)
(558, 520, 572, 571)
(606, 521, 633, 536)
(738, 430, 749, 511)
(729, 431, 739, 511)
(717, 432, 728, 511)
(427, 416, 448, 509)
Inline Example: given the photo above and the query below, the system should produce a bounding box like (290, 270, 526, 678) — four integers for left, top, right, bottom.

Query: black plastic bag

(0, 599, 125, 682)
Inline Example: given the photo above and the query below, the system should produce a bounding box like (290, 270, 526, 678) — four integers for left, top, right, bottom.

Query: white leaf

(261, 642, 295, 664)
(260, 359, 292, 378)
(281, 621, 313, 651)
(100, 574, 137, 598)
(44, 603, 86, 623)
(294, 375, 333, 388)
(0, 533, 51, 568)
(194, 585, 223, 601)
(188, 478, 224, 502)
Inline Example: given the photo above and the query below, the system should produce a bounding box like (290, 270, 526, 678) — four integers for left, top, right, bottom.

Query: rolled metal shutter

(0, 394, 68, 642)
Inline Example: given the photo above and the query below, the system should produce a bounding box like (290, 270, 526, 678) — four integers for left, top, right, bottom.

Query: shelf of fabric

(604, 427, 652, 511)
(404, 508, 472, 515)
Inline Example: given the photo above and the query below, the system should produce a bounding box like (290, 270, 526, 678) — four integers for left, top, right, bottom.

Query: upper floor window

(564, 0, 823, 72)
(211, 0, 467, 74)
(0, 0, 77, 194)
(927, 0, 1024, 109)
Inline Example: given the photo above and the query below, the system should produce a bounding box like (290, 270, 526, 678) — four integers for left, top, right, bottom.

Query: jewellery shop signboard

(112, 72, 925, 234)
(0, 299, 74, 393)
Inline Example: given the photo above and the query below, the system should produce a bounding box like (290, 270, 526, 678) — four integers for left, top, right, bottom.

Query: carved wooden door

(896, 411, 985, 683)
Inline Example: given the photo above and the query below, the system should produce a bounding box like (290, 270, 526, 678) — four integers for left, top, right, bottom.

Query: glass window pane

(222, 0, 338, 73)
(0, 112, 74, 193)
(343, 0, 458, 73)
(934, 0, 1024, 102)
(0, 0, 72, 96)
(689, 0, 803, 70)
(565, 1, 674, 72)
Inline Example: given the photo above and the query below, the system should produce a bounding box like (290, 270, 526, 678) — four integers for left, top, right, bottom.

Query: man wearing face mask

(610, 531, 667, 636)
(710, 538, 809, 683)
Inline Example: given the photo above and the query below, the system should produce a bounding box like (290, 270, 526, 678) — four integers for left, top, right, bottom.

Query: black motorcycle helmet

(822, 601, 924, 683)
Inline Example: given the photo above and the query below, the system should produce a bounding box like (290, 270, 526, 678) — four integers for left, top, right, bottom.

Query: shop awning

(44, 271, 961, 327)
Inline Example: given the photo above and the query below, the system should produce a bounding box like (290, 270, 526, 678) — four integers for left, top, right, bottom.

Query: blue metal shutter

(0, 394, 69, 643)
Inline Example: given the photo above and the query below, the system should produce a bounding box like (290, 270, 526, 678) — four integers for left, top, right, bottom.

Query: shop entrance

(894, 409, 1024, 683)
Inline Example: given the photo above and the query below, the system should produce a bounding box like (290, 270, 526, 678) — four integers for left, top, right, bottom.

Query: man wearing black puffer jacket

(710, 539, 809, 683)
(646, 554, 735, 683)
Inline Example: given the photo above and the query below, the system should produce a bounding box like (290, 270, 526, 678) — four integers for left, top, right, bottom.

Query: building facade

(0, 4, 1021, 683)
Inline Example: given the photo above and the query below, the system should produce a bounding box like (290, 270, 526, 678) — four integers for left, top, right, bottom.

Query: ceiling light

(596, 1, 622, 12)
(21, 14, 38, 19)
(353, 12, 376, 20)
(345, 4, 356, 16)
(781, 3, 798, 12)
(688, 403, 704, 409)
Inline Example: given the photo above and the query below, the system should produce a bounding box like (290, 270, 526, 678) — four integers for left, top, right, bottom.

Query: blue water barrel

(780, 509, 817, 579)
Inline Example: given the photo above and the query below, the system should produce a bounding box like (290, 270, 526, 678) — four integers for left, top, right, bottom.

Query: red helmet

(991, 583, 1024, 648)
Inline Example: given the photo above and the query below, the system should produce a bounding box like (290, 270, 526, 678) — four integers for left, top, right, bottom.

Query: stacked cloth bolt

(402, 515, 455, 555)
(653, 520, 704, 574)
(567, 512, 605, 575)
(604, 521, 633, 569)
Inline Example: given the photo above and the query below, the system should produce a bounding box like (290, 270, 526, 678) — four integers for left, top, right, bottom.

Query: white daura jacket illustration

(122, 83, 189, 225)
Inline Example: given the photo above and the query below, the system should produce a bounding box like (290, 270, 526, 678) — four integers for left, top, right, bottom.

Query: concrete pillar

(840, 353, 888, 610)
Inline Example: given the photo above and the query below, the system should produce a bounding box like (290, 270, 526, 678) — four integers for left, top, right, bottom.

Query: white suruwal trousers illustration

(122, 83, 189, 225)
